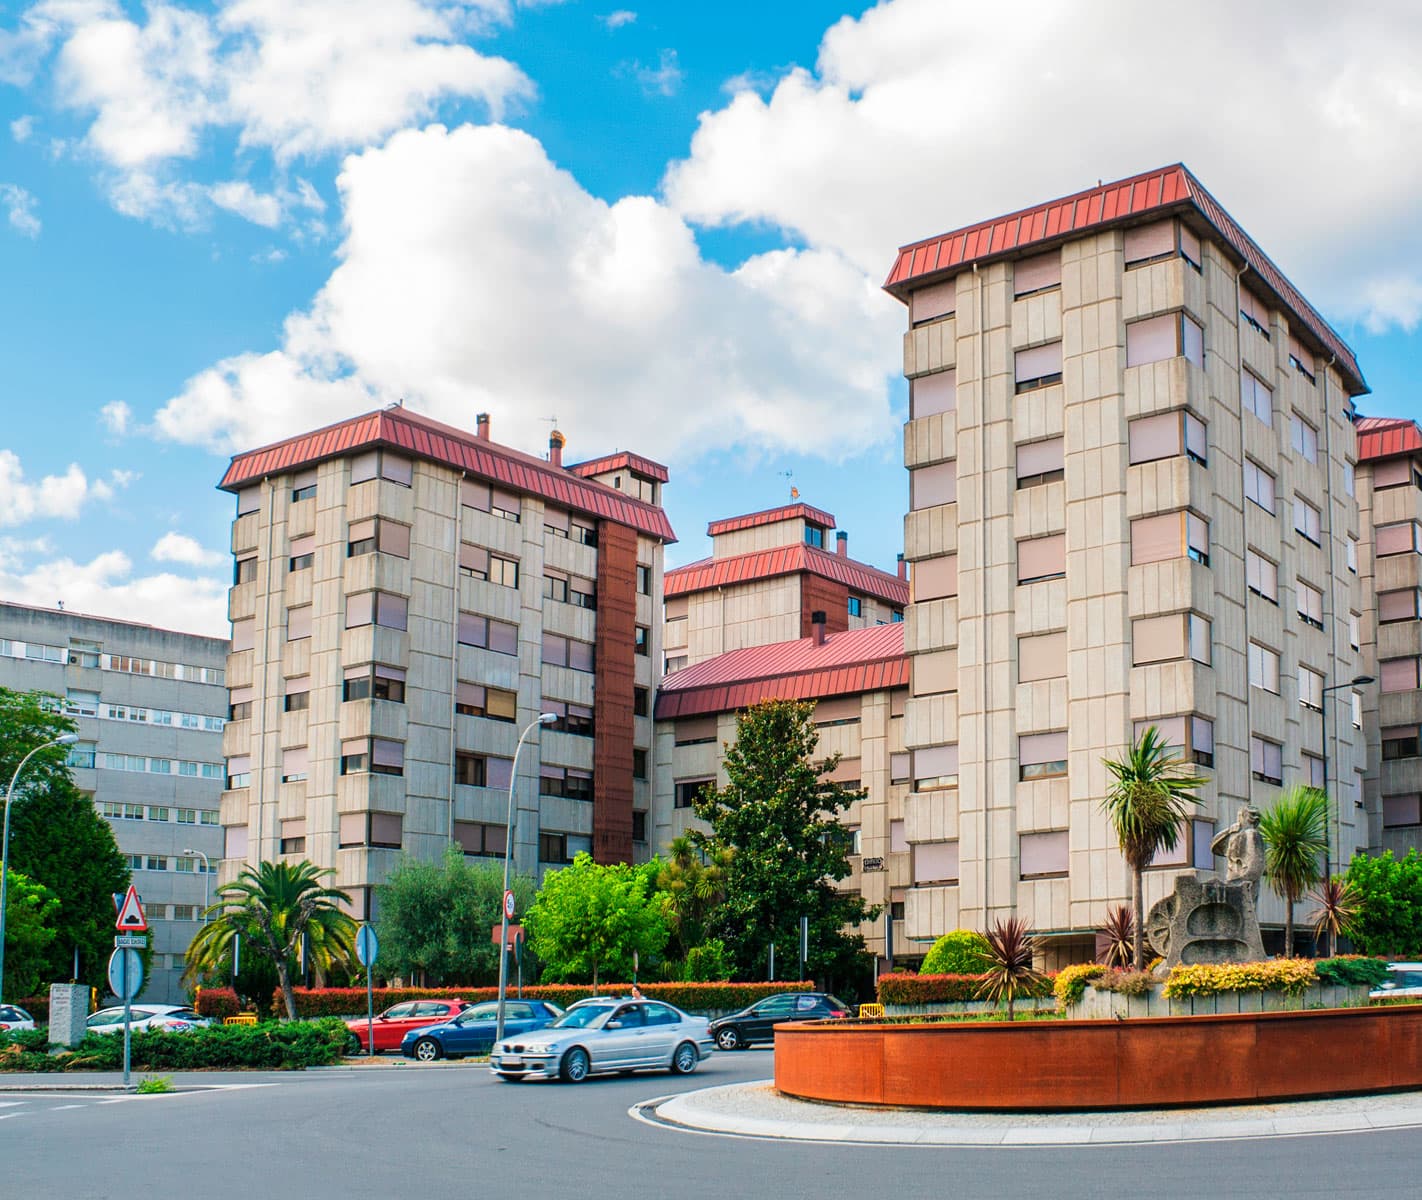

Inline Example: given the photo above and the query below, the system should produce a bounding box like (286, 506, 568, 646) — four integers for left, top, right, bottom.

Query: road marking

(49, 1104, 86, 1111)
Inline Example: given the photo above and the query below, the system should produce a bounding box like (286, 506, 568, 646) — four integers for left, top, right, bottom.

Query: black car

(708, 992, 851, 1050)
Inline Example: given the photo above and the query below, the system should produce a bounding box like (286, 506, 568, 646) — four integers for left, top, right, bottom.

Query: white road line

(0, 1112, 27, 1119)
(49, 1104, 86, 1111)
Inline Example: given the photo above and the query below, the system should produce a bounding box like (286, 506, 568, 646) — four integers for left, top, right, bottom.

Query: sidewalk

(635, 1080, 1422, 1147)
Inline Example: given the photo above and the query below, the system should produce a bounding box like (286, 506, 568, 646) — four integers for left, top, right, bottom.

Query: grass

(135, 1075, 175, 1094)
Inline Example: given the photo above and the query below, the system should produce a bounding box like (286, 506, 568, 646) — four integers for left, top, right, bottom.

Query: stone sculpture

(1145, 804, 1268, 969)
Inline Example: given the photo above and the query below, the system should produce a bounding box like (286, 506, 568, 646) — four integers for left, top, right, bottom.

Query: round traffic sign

(107, 948, 144, 1000)
(503, 890, 516, 920)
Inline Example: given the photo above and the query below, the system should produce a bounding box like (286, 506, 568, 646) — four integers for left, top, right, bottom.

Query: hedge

(1162, 958, 1318, 998)
(1314, 956, 1390, 989)
(281, 981, 814, 1019)
(194, 987, 242, 1020)
(0, 1019, 350, 1072)
(878, 972, 1055, 1006)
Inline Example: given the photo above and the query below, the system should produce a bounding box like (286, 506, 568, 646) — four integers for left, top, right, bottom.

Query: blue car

(401, 999, 563, 1061)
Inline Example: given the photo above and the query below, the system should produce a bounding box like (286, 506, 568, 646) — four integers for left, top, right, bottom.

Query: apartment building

(0, 602, 226, 1002)
(653, 620, 910, 960)
(217, 408, 674, 916)
(1357, 416, 1422, 858)
(884, 164, 1369, 962)
(664, 503, 908, 672)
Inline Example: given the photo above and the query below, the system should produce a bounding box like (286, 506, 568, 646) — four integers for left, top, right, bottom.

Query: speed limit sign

(503, 889, 516, 920)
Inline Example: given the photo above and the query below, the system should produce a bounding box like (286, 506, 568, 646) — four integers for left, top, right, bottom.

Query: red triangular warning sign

(115, 884, 147, 932)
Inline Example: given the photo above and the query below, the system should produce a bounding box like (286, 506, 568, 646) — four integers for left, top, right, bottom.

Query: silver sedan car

(490, 997, 714, 1083)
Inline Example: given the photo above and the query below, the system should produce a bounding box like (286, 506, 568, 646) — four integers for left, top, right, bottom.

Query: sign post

(355, 924, 378, 1057)
(111, 885, 148, 1088)
(799, 915, 809, 982)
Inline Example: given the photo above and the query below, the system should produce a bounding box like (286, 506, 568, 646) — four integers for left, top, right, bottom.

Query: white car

(0, 1004, 35, 1032)
(1370, 963, 1422, 1000)
(85, 1004, 212, 1034)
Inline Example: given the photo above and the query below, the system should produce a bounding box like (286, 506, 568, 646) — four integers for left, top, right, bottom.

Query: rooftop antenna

(780, 469, 799, 501)
(541, 416, 559, 459)
(56, 599, 64, 611)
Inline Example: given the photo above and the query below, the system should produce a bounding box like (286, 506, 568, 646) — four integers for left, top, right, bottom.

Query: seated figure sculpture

(1145, 804, 1268, 969)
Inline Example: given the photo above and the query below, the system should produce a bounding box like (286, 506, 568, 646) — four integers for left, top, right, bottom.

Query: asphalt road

(2, 1051, 1418, 1200)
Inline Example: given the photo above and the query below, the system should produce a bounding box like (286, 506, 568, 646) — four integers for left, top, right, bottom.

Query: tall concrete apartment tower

(885, 165, 1369, 962)
(218, 409, 674, 916)
(1356, 416, 1422, 858)
(0, 602, 227, 1002)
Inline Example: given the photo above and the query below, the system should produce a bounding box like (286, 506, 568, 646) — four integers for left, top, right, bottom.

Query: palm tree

(976, 916, 1042, 1020)
(1098, 904, 1135, 968)
(1101, 725, 1205, 969)
(184, 861, 357, 1019)
(656, 834, 732, 960)
(1309, 876, 1360, 958)
(1259, 787, 1328, 956)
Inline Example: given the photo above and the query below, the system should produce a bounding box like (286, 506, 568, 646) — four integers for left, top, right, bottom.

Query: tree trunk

(1132, 868, 1145, 971)
(276, 961, 297, 1021)
(1284, 897, 1295, 958)
(592, 956, 599, 995)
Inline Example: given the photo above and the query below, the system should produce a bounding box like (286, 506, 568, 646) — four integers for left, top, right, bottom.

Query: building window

(1383, 727, 1421, 761)
(1128, 410, 1208, 467)
(284, 677, 311, 712)
(1013, 250, 1061, 298)
(1290, 415, 1319, 464)
(1379, 589, 1422, 624)
(1383, 795, 1422, 829)
(1246, 550, 1278, 604)
(1250, 736, 1283, 786)
(542, 632, 594, 671)
(453, 820, 508, 858)
(1289, 336, 1317, 383)
(847, 596, 863, 617)
(915, 554, 957, 601)
(635, 627, 650, 656)
(1350, 612, 1361, 650)
(1348, 535, 1359, 573)
(804, 525, 824, 548)
(1129, 511, 1209, 567)
(911, 460, 956, 509)
(540, 767, 593, 802)
(675, 717, 718, 746)
(1381, 657, 1422, 693)
(632, 810, 647, 842)
(1240, 288, 1271, 337)
(1019, 831, 1069, 880)
(544, 574, 569, 603)
(454, 681, 515, 721)
(539, 832, 571, 864)
(1294, 497, 1321, 545)
(572, 518, 597, 547)
(912, 744, 959, 791)
(146, 856, 168, 872)
(637, 565, 651, 595)
(1304, 754, 1325, 788)
(913, 648, 958, 695)
(1014, 341, 1062, 392)
(1240, 372, 1273, 428)
(1243, 461, 1276, 514)
(68, 741, 96, 771)
(1299, 666, 1324, 712)
(633, 748, 648, 780)
(346, 591, 409, 631)
(489, 555, 519, 588)
(338, 812, 403, 850)
(1126, 311, 1204, 368)
(1134, 715, 1214, 768)
(569, 579, 596, 610)
(1018, 731, 1067, 781)
(889, 753, 910, 784)
(350, 450, 413, 488)
(1377, 523, 1422, 557)
(913, 840, 959, 885)
(288, 535, 315, 572)
(455, 752, 488, 787)
(291, 470, 317, 502)
(226, 755, 251, 789)
(1132, 613, 1210, 667)
(544, 700, 594, 737)
(458, 612, 519, 655)
(909, 277, 956, 326)
(675, 779, 711, 809)
(911, 369, 956, 419)
(1248, 642, 1280, 694)
(348, 519, 410, 559)
(1017, 632, 1065, 683)
(286, 605, 312, 641)
(491, 490, 522, 522)
(1016, 437, 1064, 489)
(235, 557, 257, 584)
(1297, 582, 1324, 630)
(634, 687, 649, 717)
(1344, 461, 1355, 497)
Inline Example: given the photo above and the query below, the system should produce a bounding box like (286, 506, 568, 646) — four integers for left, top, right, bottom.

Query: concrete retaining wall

(1068, 982, 1369, 1019)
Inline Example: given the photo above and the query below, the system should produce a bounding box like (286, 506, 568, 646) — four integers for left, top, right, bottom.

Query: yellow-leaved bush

(1053, 963, 1107, 1011)
(1162, 958, 1317, 998)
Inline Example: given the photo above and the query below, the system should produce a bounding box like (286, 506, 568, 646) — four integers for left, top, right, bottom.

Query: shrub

(682, 940, 731, 982)
(878, 972, 1055, 1006)
(1313, 955, 1390, 989)
(135, 1075, 175, 1094)
(919, 930, 991, 976)
(194, 987, 242, 1021)
(1054, 963, 1107, 1010)
(281, 981, 810, 1019)
(1162, 958, 1317, 999)
(1345, 849, 1422, 958)
(0, 1028, 50, 1053)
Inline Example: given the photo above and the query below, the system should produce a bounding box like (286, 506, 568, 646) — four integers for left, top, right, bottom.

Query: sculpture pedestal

(1146, 876, 1266, 968)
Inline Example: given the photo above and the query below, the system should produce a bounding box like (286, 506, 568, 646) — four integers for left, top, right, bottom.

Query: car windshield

(0, 1006, 27, 1021)
(456, 1004, 500, 1024)
(552, 1004, 615, 1029)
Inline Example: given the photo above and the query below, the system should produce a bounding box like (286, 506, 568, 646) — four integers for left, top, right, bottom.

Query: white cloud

(151, 531, 225, 567)
(628, 48, 681, 97)
(0, 450, 133, 525)
(0, 548, 229, 638)
(153, 123, 900, 461)
(99, 399, 132, 435)
(599, 10, 636, 30)
(209, 179, 282, 227)
(0, 183, 41, 236)
(252, 245, 286, 263)
(10, 114, 34, 141)
(664, 0, 1422, 331)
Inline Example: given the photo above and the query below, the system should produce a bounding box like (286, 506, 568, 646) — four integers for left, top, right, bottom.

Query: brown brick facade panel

(800, 573, 849, 639)
(593, 521, 637, 863)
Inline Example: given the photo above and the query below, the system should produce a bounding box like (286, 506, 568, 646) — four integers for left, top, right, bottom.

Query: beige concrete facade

(899, 215, 1367, 963)
(220, 419, 670, 918)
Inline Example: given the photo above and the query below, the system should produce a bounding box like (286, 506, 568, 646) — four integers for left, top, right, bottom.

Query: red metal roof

(1357, 416, 1422, 462)
(567, 451, 670, 484)
(665, 543, 909, 607)
(654, 623, 907, 719)
(884, 163, 1366, 397)
(706, 503, 836, 538)
(218, 408, 676, 542)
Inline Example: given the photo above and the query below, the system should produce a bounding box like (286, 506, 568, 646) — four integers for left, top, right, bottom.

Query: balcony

(904, 409, 957, 471)
(903, 504, 957, 563)
(903, 315, 956, 378)
(228, 581, 257, 623)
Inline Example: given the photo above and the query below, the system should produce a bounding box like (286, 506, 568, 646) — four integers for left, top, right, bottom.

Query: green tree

(1259, 786, 1328, 957)
(691, 699, 877, 987)
(1344, 849, 1422, 958)
(375, 847, 536, 985)
(1101, 725, 1205, 970)
(655, 834, 732, 961)
(524, 853, 669, 989)
(919, 929, 991, 975)
(2, 687, 129, 992)
(184, 861, 357, 1020)
(0, 870, 60, 999)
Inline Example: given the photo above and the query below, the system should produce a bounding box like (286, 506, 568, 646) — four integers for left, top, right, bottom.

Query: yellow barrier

(224, 1014, 259, 1026)
(857, 1003, 885, 1019)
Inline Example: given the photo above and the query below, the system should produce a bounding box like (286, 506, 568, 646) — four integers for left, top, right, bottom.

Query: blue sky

(0, 0, 1419, 636)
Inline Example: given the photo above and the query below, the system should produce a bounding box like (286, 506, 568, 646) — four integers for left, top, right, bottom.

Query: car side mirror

(1383, 982, 1398, 990)
(606, 1019, 623, 1029)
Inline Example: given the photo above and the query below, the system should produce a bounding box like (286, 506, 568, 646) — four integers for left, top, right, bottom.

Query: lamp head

(1351, 675, 1375, 686)
(56, 733, 79, 746)
(182, 848, 195, 856)
(537, 712, 557, 725)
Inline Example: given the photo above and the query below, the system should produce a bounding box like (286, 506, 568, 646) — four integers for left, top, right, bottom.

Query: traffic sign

(355, 923, 379, 967)
(107, 948, 143, 1000)
(114, 934, 146, 949)
(114, 885, 147, 932)
(503, 889, 516, 920)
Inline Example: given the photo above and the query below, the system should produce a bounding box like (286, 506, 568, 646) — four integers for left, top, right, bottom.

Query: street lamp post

(183, 848, 212, 916)
(1319, 675, 1374, 884)
(495, 713, 556, 1045)
(0, 733, 79, 1004)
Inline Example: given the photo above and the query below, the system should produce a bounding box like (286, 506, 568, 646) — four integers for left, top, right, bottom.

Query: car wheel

(715, 1027, 742, 1051)
(347, 1033, 363, 1055)
(670, 1042, 699, 1075)
(560, 1047, 590, 1083)
(413, 1038, 442, 1063)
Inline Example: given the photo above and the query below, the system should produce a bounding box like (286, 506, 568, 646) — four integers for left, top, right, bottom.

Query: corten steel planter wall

(774, 1006, 1422, 1111)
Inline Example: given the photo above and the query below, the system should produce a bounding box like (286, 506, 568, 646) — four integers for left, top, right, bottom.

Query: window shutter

(225, 826, 249, 858)
(910, 278, 956, 324)
(1131, 513, 1183, 566)
(1019, 731, 1067, 766)
(913, 841, 959, 884)
(460, 479, 491, 511)
(381, 455, 413, 486)
(911, 461, 957, 509)
(912, 369, 956, 418)
(286, 605, 312, 640)
(379, 522, 411, 557)
(1013, 251, 1061, 296)
(1020, 831, 1068, 877)
(1018, 631, 1066, 681)
(914, 555, 957, 601)
(1014, 341, 1062, 383)
(346, 593, 374, 628)
(1016, 437, 1064, 478)
(1126, 314, 1177, 366)
(1123, 219, 1175, 264)
(1128, 412, 1182, 464)
(1018, 534, 1065, 582)
(1133, 615, 1185, 665)
(913, 648, 958, 695)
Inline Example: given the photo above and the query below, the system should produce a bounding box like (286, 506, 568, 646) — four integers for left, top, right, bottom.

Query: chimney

(896, 553, 907, 580)
(836, 530, 848, 558)
(549, 429, 565, 468)
(476, 412, 491, 441)
(811, 610, 827, 646)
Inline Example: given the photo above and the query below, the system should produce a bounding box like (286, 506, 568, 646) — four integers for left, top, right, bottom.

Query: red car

(346, 1000, 469, 1053)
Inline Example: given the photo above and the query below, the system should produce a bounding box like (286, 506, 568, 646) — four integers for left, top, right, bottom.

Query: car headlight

(519, 1043, 555, 1055)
